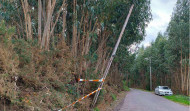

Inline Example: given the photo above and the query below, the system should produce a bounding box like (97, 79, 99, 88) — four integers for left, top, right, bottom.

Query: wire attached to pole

(91, 4, 135, 108)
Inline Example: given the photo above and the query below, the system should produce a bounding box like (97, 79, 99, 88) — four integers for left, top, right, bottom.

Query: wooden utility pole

(91, 4, 134, 108)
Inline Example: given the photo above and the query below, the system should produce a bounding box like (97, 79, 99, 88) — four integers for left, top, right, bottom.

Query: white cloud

(144, 42, 151, 47)
(139, 0, 177, 48)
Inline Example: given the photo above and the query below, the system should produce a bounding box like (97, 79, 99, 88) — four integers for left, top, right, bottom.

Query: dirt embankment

(96, 91, 128, 111)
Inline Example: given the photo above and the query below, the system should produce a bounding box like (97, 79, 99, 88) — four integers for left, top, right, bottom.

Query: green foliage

(50, 80, 66, 93)
(0, 20, 15, 45)
(0, 20, 15, 35)
(66, 84, 78, 98)
(122, 80, 130, 91)
(166, 0, 189, 69)
(129, 33, 172, 89)
(111, 93, 117, 101)
(0, 0, 153, 109)
(0, 21, 20, 110)
(94, 107, 100, 111)
(164, 95, 190, 105)
(128, 0, 189, 94)
(98, 89, 105, 102)
(0, 1, 18, 22)
(12, 39, 32, 67)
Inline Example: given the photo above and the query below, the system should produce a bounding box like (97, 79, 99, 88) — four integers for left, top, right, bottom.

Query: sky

(140, 0, 177, 47)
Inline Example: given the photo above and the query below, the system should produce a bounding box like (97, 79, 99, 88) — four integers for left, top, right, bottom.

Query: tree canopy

(0, 0, 152, 110)
(128, 0, 189, 95)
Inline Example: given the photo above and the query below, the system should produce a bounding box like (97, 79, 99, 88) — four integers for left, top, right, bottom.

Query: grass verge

(164, 95, 190, 105)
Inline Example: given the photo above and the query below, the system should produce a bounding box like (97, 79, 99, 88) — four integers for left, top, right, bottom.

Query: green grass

(164, 95, 190, 105)
(123, 85, 130, 91)
(111, 93, 117, 101)
(94, 107, 100, 111)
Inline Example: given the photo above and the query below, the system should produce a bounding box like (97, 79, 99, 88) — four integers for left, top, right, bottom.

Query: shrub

(122, 80, 130, 91)
(0, 20, 15, 45)
(0, 20, 19, 108)
(94, 107, 100, 111)
(111, 93, 117, 101)
(97, 88, 105, 102)
(12, 39, 32, 67)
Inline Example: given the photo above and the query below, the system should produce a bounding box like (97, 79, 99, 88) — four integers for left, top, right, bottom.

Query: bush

(0, 20, 15, 45)
(12, 39, 32, 67)
(94, 107, 100, 111)
(0, 20, 20, 108)
(122, 80, 130, 91)
(0, 21, 77, 110)
(97, 88, 105, 102)
(111, 93, 117, 101)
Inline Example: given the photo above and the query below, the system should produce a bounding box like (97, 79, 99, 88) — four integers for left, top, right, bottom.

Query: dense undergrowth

(0, 21, 76, 110)
(0, 21, 127, 110)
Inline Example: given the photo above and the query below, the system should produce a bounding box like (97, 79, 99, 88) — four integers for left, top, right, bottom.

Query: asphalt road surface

(116, 89, 189, 111)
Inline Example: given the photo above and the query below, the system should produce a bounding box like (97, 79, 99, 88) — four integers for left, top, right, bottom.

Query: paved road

(116, 89, 189, 111)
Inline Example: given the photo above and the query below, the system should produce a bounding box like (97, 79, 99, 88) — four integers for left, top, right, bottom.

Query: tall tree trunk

(42, 0, 46, 26)
(62, 1, 67, 40)
(71, 0, 77, 57)
(41, 0, 56, 49)
(184, 56, 187, 95)
(38, 0, 42, 44)
(180, 41, 184, 93)
(45, 0, 51, 50)
(188, 53, 190, 95)
(21, 0, 32, 40)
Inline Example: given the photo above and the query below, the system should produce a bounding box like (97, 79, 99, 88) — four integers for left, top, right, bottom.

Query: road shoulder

(105, 91, 129, 111)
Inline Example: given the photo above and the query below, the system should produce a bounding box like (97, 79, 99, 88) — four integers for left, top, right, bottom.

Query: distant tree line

(127, 0, 189, 95)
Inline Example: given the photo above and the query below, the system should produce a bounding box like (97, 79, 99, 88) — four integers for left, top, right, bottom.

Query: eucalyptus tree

(129, 0, 189, 95)
(166, 0, 189, 95)
(0, 0, 153, 108)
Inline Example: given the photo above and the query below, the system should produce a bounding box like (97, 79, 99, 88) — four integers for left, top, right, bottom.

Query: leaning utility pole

(91, 4, 134, 108)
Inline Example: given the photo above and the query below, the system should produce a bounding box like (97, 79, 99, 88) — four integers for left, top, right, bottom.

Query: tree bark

(21, 0, 32, 40)
(180, 40, 184, 93)
(62, 1, 67, 40)
(38, 0, 42, 44)
(71, 0, 77, 57)
(41, 0, 56, 49)
(50, 0, 66, 38)
(188, 53, 190, 95)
